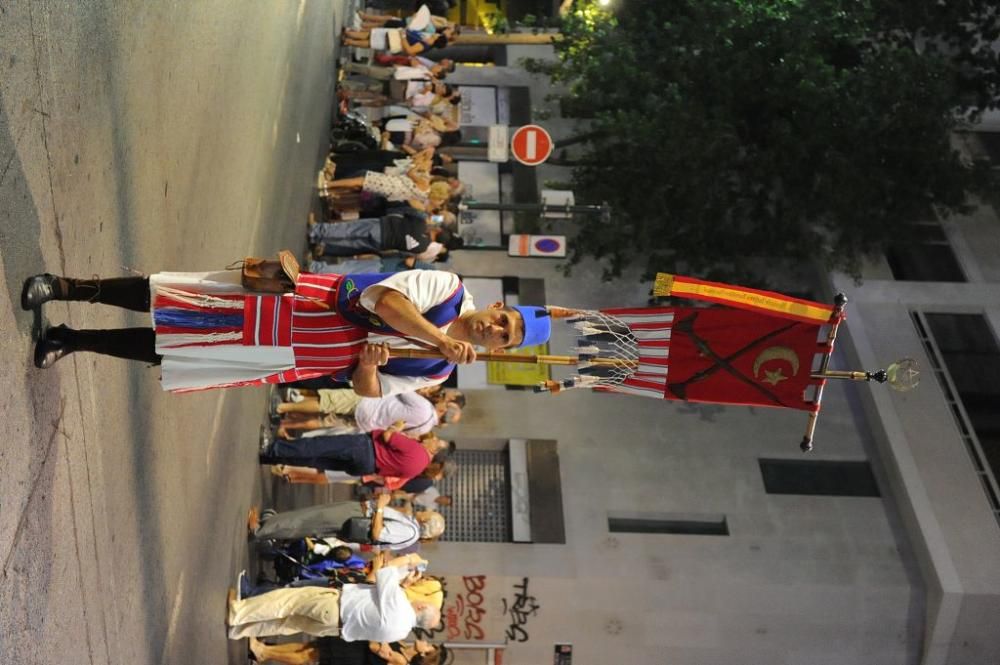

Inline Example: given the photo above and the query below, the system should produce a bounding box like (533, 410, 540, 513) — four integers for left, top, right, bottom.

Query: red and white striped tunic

(152, 270, 471, 394)
(152, 271, 364, 392)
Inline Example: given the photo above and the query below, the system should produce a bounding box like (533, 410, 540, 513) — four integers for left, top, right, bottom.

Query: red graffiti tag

(445, 594, 464, 640)
(462, 575, 487, 640)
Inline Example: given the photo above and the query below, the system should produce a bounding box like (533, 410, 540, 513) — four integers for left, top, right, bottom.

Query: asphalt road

(0, 1, 349, 663)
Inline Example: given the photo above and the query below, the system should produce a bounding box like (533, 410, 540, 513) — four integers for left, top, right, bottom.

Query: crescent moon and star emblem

(753, 346, 800, 386)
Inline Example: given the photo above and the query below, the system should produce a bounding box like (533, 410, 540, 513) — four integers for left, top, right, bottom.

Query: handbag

(239, 249, 300, 293)
(230, 249, 331, 312)
(343, 516, 374, 543)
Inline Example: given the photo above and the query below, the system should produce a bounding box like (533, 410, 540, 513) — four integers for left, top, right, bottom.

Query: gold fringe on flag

(653, 272, 675, 297)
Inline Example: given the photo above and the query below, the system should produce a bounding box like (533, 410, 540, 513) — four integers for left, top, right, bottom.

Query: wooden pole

(388, 347, 634, 368)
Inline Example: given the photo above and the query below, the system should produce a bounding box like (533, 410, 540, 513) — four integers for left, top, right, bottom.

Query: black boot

(34, 325, 161, 369)
(21, 274, 67, 310)
(21, 274, 150, 312)
(34, 324, 75, 368)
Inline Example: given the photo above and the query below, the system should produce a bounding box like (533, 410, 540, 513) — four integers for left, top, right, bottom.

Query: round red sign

(510, 124, 553, 166)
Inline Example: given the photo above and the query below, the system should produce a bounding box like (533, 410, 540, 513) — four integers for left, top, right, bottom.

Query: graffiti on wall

(501, 577, 540, 642)
(431, 574, 544, 643)
(441, 575, 489, 641)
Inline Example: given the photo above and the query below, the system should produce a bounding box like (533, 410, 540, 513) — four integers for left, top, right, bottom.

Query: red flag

(596, 306, 829, 411)
(663, 307, 825, 411)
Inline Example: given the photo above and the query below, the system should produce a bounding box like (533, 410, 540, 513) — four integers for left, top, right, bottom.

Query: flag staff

(811, 369, 887, 382)
(800, 293, 848, 452)
(386, 348, 631, 368)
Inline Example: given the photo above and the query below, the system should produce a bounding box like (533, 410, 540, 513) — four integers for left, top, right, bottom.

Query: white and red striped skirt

(149, 271, 365, 393)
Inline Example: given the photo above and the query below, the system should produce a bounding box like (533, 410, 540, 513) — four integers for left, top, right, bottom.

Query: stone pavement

(0, 1, 349, 663)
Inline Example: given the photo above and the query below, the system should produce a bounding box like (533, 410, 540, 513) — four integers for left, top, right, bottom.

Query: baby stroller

(330, 109, 380, 152)
(270, 538, 369, 586)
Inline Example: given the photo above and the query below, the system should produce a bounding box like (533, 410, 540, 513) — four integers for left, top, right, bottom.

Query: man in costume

(22, 269, 552, 396)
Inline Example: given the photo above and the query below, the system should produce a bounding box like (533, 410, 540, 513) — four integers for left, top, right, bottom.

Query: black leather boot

(34, 324, 75, 368)
(21, 274, 68, 310)
(21, 275, 150, 312)
(34, 325, 161, 369)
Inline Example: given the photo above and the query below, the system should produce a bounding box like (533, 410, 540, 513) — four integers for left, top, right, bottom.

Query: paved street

(0, 1, 347, 663)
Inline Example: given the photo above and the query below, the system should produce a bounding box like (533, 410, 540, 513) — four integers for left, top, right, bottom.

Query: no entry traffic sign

(510, 124, 553, 166)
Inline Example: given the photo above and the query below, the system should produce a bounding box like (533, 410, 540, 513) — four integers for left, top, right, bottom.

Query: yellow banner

(653, 273, 834, 324)
(486, 343, 551, 385)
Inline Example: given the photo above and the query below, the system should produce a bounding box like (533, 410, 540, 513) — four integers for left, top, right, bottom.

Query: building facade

(422, 41, 1000, 665)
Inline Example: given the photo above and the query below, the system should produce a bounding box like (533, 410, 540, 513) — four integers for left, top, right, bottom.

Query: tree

(524, 0, 1000, 280)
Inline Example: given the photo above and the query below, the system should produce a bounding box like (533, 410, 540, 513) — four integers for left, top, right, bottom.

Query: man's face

(466, 303, 524, 349)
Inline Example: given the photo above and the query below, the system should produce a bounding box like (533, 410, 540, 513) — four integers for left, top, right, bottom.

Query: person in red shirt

(259, 421, 451, 484)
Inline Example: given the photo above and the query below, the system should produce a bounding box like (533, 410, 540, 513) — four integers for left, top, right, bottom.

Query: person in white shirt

(227, 553, 439, 640)
(249, 491, 444, 550)
(273, 389, 449, 438)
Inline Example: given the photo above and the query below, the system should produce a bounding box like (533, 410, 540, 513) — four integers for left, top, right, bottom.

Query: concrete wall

(835, 201, 1000, 665)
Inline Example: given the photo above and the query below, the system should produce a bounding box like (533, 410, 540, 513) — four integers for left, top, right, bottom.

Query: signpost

(461, 124, 612, 249)
(510, 124, 554, 166)
(488, 124, 510, 163)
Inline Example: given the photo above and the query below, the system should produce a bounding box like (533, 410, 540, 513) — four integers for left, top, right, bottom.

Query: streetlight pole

(458, 200, 612, 222)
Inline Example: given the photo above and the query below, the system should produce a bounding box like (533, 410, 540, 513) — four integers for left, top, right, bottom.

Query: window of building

(607, 512, 729, 536)
(915, 312, 1000, 524)
(884, 219, 966, 282)
(759, 458, 880, 497)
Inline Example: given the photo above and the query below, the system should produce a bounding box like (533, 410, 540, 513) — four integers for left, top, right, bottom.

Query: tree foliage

(525, 0, 1000, 279)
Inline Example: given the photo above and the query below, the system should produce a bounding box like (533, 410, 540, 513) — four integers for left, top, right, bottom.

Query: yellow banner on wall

(486, 343, 551, 385)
